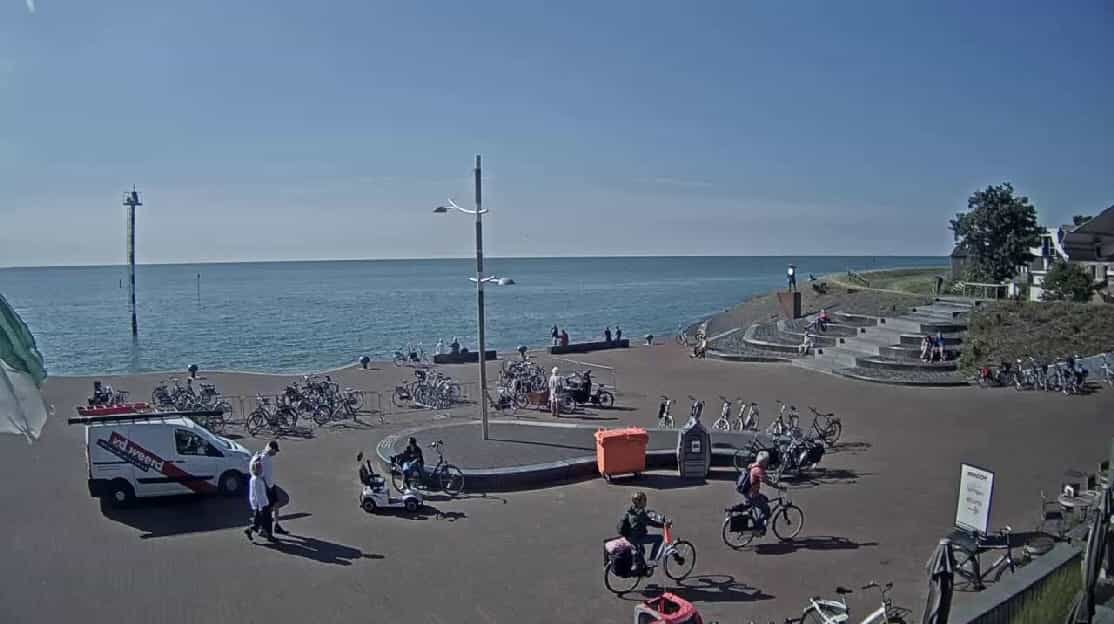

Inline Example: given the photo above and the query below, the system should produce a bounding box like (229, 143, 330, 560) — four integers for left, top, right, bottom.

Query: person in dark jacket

(394, 437, 424, 488)
(617, 491, 667, 572)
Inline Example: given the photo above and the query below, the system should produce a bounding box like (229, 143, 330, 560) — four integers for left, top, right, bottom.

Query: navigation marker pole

(123, 187, 142, 337)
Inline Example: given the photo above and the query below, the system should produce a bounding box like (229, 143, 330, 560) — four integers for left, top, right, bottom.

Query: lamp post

(434, 155, 512, 441)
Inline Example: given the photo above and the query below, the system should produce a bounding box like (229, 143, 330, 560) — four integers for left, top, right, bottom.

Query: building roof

(1070, 205, 1114, 236)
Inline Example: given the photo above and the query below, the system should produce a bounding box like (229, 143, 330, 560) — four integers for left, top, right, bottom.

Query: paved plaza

(2, 344, 1113, 623)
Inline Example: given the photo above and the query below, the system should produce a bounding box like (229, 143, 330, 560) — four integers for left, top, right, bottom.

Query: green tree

(1040, 261, 1094, 302)
(950, 183, 1042, 282)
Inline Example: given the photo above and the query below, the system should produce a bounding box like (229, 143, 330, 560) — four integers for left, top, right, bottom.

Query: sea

(0, 256, 945, 376)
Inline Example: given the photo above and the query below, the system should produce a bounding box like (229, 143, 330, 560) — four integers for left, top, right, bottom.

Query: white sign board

(956, 464, 995, 534)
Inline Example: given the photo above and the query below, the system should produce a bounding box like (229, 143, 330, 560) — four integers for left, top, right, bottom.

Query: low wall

(432, 350, 497, 364)
(550, 339, 630, 355)
(950, 540, 1082, 624)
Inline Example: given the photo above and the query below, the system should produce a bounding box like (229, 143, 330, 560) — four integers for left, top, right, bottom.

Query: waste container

(595, 427, 648, 481)
(676, 410, 711, 479)
(632, 592, 703, 624)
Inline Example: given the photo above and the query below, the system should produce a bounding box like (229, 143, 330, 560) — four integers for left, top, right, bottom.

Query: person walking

(549, 366, 562, 417)
(615, 325, 622, 342)
(604, 327, 612, 343)
(787, 264, 797, 291)
(254, 440, 290, 535)
(245, 456, 274, 542)
(551, 325, 559, 347)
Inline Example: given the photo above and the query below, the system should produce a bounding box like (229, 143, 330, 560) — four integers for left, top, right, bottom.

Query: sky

(1, 1, 1111, 266)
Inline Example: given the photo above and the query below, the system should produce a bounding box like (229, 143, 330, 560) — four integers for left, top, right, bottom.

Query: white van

(84, 415, 253, 506)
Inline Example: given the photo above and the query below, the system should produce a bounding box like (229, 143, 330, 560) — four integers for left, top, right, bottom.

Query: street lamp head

(496, 277, 515, 286)
(433, 206, 449, 213)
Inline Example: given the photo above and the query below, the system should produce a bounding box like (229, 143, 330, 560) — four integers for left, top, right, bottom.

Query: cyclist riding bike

(735, 450, 772, 535)
(393, 437, 424, 488)
(617, 491, 670, 574)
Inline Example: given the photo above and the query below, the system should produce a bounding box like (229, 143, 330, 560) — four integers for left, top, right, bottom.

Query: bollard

(359, 355, 370, 369)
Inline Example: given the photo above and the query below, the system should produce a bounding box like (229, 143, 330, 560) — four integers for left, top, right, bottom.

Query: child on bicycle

(736, 451, 772, 535)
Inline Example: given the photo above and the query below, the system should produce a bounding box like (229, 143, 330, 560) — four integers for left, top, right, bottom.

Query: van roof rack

(67, 409, 223, 426)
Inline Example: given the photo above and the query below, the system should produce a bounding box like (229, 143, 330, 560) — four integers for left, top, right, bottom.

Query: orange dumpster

(594, 427, 648, 481)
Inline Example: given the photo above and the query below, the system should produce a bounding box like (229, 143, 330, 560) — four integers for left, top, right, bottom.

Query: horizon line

(0, 253, 949, 270)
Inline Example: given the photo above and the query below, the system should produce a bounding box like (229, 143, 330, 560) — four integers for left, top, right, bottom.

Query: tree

(1040, 260, 1094, 302)
(1073, 215, 1094, 227)
(949, 183, 1041, 282)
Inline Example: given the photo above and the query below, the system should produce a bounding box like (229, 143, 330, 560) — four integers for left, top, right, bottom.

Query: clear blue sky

(1, 1, 1111, 266)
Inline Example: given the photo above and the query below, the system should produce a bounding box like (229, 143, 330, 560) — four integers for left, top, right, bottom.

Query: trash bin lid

(594, 427, 649, 443)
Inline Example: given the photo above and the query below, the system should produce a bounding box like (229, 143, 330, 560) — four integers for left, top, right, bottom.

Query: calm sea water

(0, 256, 944, 376)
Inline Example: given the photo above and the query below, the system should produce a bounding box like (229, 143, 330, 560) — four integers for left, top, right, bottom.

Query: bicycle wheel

(721, 514, 756, 549)
(439, 465, 464, 497)
(391, 387, 409, 407)
(712, 419, 730, 432)
(559, 395, 576, 414)
(312, 405, 331, 426)
(513, 391, 529, 409)
(772, 505, 804, 541)
(604, 561, 642, 594)
(206, 413, 226, 435)
(246, 409, 265, 436)
(597, 391, 614, 409)
(822, 421, 842, 447)
(663, 540, 695, 580)
(799, 608, 830, 624)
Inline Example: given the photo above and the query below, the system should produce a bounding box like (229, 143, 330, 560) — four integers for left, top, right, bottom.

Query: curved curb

(375, 420, 756, 493)
(706, 350, 791, 364)
(832, 369, 971, 387)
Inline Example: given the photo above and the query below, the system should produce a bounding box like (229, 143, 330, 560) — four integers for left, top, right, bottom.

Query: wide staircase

(733, 297, 976, 386)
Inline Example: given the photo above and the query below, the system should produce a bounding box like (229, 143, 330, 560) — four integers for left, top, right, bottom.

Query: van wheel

(107, 480, 135, 508)
(218, 471, 244, 496)
(404, 499, 419, 513)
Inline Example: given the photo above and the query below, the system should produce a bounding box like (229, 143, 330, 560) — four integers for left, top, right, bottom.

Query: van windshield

(212, 437, 233, 450)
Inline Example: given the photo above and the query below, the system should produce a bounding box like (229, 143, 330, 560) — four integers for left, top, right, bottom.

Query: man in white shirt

(254, 440, 290, 535)
(787, 264, 797, 291)
(548, 366, 562, 418)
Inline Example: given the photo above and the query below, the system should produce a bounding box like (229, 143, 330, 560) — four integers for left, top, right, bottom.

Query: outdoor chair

(1040, 490, 1066, 539)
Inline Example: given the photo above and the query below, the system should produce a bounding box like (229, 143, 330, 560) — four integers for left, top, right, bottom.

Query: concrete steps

(856, 356, 958, 372)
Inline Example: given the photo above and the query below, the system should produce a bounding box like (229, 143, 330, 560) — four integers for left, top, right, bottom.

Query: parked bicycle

(711, 396, 738, 432)
(721, 486, 805, 548)
(807, 406, 841, 447)
(657, 395, 675, 428)
(390, 439, 464, 497)
(800, 580, 896, 624)
(392, 368, 463, 410)
(393, 343, 428, 367)
(245, 395, 298, 436)
(767, 400, 801, 438)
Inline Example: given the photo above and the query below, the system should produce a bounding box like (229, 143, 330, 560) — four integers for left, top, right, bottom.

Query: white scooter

(356, 452, 422, 513)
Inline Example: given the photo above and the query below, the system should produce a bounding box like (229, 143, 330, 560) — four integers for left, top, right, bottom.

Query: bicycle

(656, 395, 675, 429)
(807, 406, 841, 447)
(800, 580, 896, 624)
(951, 526, 1015, 590)
(390, 439, 464, 497)
(722, 485, 804, 548)
(712, 396, 737, 432)
(1101, 353, 1114, 387)
(738, 400, 760, 432)
(767, 400, 801, 438)
(603, 514, 696, 594)
(245, 395, 297, 436)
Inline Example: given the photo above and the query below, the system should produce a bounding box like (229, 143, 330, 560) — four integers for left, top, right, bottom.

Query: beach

(3, 339, 1112, 622)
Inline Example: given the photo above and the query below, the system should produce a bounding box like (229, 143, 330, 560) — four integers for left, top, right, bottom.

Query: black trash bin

(676, 408, 711, 480)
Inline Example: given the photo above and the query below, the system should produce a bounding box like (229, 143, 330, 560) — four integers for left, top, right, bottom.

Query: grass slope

(961, 301, 1114, 371)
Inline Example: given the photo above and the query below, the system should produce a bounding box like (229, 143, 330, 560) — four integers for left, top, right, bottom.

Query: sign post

(956, 463, 995, 535)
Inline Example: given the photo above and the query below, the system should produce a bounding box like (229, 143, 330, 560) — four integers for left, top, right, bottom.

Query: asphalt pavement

(3, 346, 1114, 623)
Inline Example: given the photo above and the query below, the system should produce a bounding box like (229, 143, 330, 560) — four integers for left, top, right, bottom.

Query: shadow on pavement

(102, 495, 315, 539)
(638, 574, 774, 604)
(258, 533, 383, 566)
(611, 471, 739, 490)
(827, 440, 872, 454)
(752, 536, 878, 555)
(783, 468, 869, 488)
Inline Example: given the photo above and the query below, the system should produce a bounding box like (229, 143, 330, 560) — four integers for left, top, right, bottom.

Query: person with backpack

(736, 451, 771, 535)
(617, 491, 668, 574)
